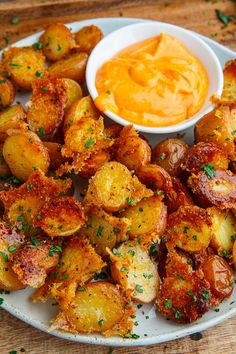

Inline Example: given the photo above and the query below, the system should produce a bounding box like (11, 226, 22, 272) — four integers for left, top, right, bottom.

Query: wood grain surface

(0, 1, 236, 353)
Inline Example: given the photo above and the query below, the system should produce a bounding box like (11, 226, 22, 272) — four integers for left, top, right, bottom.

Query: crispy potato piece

(188, 170, 236, 209)
(152, 138, 189, 177)
(63, 96, 100, 133)
(201, 255, 234, 301)
(0, 76, 15, 107)
(167, 206, 212, 253)
(63, 78, 82, 112)
(79, 149, 111, 179)
(12, 236, 59, 288)
(0, 144, 11, 177)
(136, 163, 173, 192)
(43, 141, 67, 170)
(39, 23, 75, 62)
(181, 142, 229, 174)
(233, 240, 236, 269)
(208, 207, 235, 255)
(104, 124, 123, 139)
(48, 52, 88, 83)
(36, 197, 86, 237)
(165, 177, 194, 213)
(84, 162, 153, 212)
(79, 207, 130, 256)
(0, 169, 72, 234)
(0, 104, 26, 142)
(195, 106, 236, 159)
(2, 46, 46, 90)
(115, 125, 151, 171)
(0, 223, 25, 290)
(3, 129, 50, 181)
(27, 76, 67, 137)
(110, 241, 159, 303)
(218, 59, 236, 104)
(74, 25, 103, 54)
(51, 282, 134, 337)
(120, 195, 167, 245)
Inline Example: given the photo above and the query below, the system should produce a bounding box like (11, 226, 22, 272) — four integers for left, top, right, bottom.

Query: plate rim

(1, 16, 236, 347)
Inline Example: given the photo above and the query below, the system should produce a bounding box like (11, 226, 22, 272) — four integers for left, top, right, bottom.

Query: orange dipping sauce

(95, 33, 208, 127)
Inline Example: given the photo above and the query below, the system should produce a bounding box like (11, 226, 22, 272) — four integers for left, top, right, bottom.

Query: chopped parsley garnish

(35, 70, 43, 78)
(192, 234, 197, 241)
(126, 197, 135, 206)
(62, 274, 69, 280)
(77, 286, 85, 292)
(128, 249, 135, 257)
(120, 267, 126, 272)
(201, 289, 211, 300)
(57, 44, 62, 51)
(0, 79, 6, 84)
(139, 207, 143, 212)
(112, 248, 121, 256)
(37, 127, 45, 136)
(84, 137, 95, 148)
(164, 299, 172, 309)
(98, 319, 104, 327)
(0, 298, 4, 305)
(30, 236, 40, 246)
(158, 154, 166, 160)
(4, 37, 10, 45)
(96, 225, 104, 237)
(200, 163, 215, 179)
(10, 63, 22, 68)
(215, 9, 231, 26)
(41, 86, 47, 92)
(49, 244, 62, 257)
(156, 190, 164, 196)
(177, 274, 185, 280)
(0, 251, 8, 262)
(135, 284, 143, 293)
(106, 90, 111, 95)
(174, 310, 181, 319)
(33, 42, 42, 50)
(10, 17, 20, 25)
(8, 246, 16, 253)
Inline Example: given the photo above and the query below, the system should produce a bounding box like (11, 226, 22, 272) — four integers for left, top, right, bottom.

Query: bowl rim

(86, 21, 224, 134)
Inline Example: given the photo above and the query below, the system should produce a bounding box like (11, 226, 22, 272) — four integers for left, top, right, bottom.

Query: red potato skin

(136, 164, 173, 192)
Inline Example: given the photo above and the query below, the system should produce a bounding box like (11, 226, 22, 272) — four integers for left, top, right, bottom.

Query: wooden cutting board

(0, 1, 236, 353)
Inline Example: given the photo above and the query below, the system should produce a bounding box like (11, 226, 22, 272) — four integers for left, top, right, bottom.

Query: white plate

(1, 17, 236, 347)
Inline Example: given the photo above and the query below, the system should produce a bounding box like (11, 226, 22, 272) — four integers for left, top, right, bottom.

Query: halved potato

(0, 144, 11, 177)
(120, 195, 167, 245)
(136, 163, 173, 192)
(79, 207, 130, 256)
(2, 46, 46, 89)
(0, 104, 26, 142)
(167, 206, 212, 253)
(48, 52, 88, 83)
(39, 23, 75, 62)
(3, 128, 50, 181)
(110, 241, 159, 303)
(233, 240, 236, 268)
(208, 207, 236, 255)
(27, 76, 67, 137)
(84, 162, 153, 212)
(63, 96, 100, 133)
(36, 197, 86, 237)
(12, 236, 59, 288)
(74, 25, 103, 54)
(63, 78, 82, 112)
(188, 170, 236, 209)
(51, 282, 134, 336)
(0, 76, 15, 107)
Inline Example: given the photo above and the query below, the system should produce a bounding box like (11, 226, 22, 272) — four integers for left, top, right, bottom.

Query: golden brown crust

(136, 163, 173, 193)
(0, 104, 26, 142)
(43, 141, 67, 171)
(74, 25, 103, 54)
(79, 149, 111, 179)
(188, 170, 236, 209)
(165, 177, 194, 213)
(0, 76, 15, 107)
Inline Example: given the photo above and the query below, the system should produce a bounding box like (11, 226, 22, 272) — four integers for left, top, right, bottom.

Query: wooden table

(0, 0, 236, 353)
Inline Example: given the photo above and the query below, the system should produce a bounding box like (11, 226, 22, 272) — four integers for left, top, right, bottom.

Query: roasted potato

(104, 124, 123, 139)
(195, 106, 236, 160)
(63, 78, 82, 112)
(27, 76, 67, 137)
(84, 161, 153, 212)
(110, 241, 159, 303)
(80, 207, 130, 256)
(43, 141, 67, 171)
(0, 144, 11, 177)
(218, 59, 236, 104)
(36, 197, 86, 237)
(201, 255, 234, 301)
(167, 206, 212, 253)
(51, 282, 134, 336)
(74, 25, 103, 54)
(136, 163, 173, 192)
(79, 149, 111, 179)
(115, 125, 151, 171)
(0, 76, 15, 107)
(3, 128, 50, 181)
(120, 195, 167, 245)
(208, 207, 235, 255)
(165, 177, 194, 213)
(181, 142, 229, 174)
(0, 104, 26, 142)
(2, 46, 46, 90)
(188, 170, 236, 209)
(39, 23, 75, 62)
(233, 240, 236, 269)
(63, 96, 100, 133)
(12, 236, 59, 288)
(48, 52, 88, 83)
(152, 138, 189, 177)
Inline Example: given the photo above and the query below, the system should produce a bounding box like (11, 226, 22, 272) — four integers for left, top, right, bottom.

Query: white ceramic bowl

(86, 22, 224, 134)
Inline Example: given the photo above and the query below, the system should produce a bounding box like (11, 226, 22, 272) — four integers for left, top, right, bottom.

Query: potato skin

(181, 142, 229, 174)
(36, 197, 86, 237)
(48, 52, 88, 83)
(0, 144, 11, 177)
(152, 138, 189, 177)
(115, 125, 151, 171)
(165, 177, 194, 213)
(3, 130, 50, 181)
(40, 23, 75, 62)
(79, 149, 111, 179)
(27, 76, 67, 137)
(136, 163, 173, 192)
(43, 141, 67, 170)
(63, 78, 82, 112)
(0, 76, 15, 107)
(75, 25, 103, 54)
(0, 104, 26, 142)
(188, 170, 236, 209)
(2, 46, 46, 90)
